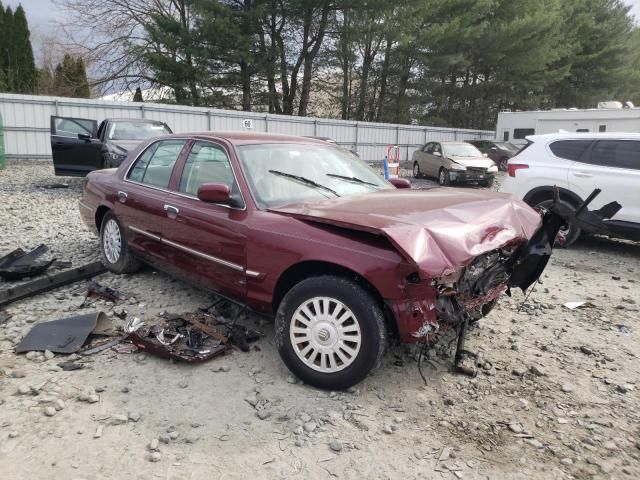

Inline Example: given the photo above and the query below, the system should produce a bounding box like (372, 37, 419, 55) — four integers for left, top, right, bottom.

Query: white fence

(0, 93, 494, 163)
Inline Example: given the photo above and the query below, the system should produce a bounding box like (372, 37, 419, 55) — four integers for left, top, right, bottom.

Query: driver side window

(179, 141, 235, 196)
(424, 143, 434, 154)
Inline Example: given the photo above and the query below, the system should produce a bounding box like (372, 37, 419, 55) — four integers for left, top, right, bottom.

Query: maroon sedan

(80, 132, 560, 389)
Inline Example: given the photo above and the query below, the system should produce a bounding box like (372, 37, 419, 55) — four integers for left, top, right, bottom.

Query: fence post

(354, 122, 359, 155)
(207, 111, 212, 131)
(0, 112, 4, 170)
(265, 115, 269, 132)
(140, 105, 145, 119)
(314, 119, 318, 136)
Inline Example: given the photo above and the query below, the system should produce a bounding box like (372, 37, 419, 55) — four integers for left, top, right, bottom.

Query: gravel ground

(1, 161, 639, 480)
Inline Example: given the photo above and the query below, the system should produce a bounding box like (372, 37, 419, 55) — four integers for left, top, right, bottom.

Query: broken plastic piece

(0, 261, 107, 307)
(86, 281, 123, 302)
(0, 244, 56, 281)
(563, 301, 595, 310)
(16, 312, 113, 354)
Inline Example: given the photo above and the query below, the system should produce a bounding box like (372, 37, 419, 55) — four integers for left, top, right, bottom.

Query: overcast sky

(6, 0, 640, 64)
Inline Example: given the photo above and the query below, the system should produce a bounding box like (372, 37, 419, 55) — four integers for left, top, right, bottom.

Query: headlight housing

(105, 152, 127, 165)
(450, 162, 467, 171)
(488, 165, 498, 172)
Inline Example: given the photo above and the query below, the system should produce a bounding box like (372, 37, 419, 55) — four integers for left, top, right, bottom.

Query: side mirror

(433, 151, 442, 157)
(78, 133, 92, 142)
(389, 178, 411, 189)
(197, 183, 231, 203)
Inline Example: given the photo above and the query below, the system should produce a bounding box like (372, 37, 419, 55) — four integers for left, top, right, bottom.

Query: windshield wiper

(326, 173, 379, 187)
(268, 170, 340, 197)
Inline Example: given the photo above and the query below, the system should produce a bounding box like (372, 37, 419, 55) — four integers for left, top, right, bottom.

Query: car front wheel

(275, 276, 386, 390)
(413, 162, 421, 178)
(438, 168, 450, 186)
(99, 212, 142, 274)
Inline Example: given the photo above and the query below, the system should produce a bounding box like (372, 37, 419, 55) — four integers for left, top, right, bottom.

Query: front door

(114, 139, 188, 263)
(50, 116, 102, 176)
(162, 140, 248, 300)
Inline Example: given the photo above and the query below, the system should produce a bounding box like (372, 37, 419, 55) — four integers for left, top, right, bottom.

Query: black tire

(438, 168, 450, 186)
(532, 199, 581, 247)
(275, 276, 386, 390)
(498, 157, 509, 171)
(99, 212, 142, 274)
(482, 177, 495, 188)
(413, 162, 421, 178)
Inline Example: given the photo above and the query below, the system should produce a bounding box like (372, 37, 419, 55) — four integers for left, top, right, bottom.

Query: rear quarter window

(549, 140, 592, 160)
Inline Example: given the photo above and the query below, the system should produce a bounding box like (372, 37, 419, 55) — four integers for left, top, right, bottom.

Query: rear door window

(589, 140, 640, 170)
(127, 139, 186, 188)
(549, 140, 592, 161)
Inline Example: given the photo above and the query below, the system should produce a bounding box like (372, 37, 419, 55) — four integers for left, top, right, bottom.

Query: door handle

(164, 204, 179, 216)
(573, 172, 593, 178)
(117, 191, 128, 202)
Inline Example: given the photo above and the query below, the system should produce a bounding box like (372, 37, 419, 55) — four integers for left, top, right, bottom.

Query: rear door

(419, 142, 436, 176)
(114, 139, 188, 263)
(161, 140, 248, 299)
(568, 139, 640, 223)
(50, 116, 102, 176)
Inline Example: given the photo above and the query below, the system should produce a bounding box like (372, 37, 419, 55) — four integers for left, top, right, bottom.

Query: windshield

(108, 122, 171, 141)
(495, 142, 519, 153)
(237, 143, 393, 208)
(443, 143, 482, 157)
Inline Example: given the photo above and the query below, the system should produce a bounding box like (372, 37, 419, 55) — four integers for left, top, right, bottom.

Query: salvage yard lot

(1, 161, 639, 479)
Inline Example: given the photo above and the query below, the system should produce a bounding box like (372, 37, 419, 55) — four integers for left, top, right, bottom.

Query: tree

(52, 53, 90, 97)
(133, 86, 143, 101)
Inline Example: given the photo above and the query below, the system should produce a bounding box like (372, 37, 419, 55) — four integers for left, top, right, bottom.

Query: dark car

(79, 132, 579, 389)
(50, 116, 172, 176)
(466, 139, 520, 171)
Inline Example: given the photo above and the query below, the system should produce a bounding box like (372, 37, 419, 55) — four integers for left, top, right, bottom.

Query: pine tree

(133, 87, 143, 102)
(74, 57, 90, 98)
(11, 5, 37, 93)
(0, 2, 6, 91)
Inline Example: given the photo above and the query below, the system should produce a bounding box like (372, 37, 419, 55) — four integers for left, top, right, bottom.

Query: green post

(0, 112, 4, 170)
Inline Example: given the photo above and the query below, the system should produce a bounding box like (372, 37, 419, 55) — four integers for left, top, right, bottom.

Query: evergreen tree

(133, 86, 143, 102)
(53, 53, 90, 98)
(74, 57, 90, 97)
(11, 5, 37, 93)
(0, 2, 6, 91)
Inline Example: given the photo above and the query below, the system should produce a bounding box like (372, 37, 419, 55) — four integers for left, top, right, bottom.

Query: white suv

(500, 133, 640, 246)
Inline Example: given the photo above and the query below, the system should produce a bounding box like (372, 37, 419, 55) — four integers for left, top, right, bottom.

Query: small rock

(128, 412, 141, 422)
(508, 423, 523, 434)
(439, 447, 451, 461)
(303, 421, 317, 433)
(603, 440, 618, 451)
(10, 370, 26, 378)
(8, 431, 18, 438)
(87, 394, 99, 404)
(560, 458, 573, 466)
(121, 387, 130, 394)
(346, 386, 357, 394)
(382, 425, 394, 434)
(220, 365, 230, 372)
(257, 410, 271, 420)
(329, 440, 343, 452)
(149, 439, 160, 451)
(580, 346, 594, 355)
(486, 367, 497, 376)
(44, 350, 55, 360)
(561, 383, 575, 393)
(110, 414, 128, 425)
(148, 452, 161, 463)
(54, 399, 65, 411)
(43, 406, 56, 417)
(525, 439, 544, 449)
(512, 368, 526, 377)
(17, 384, 30, 395)
(25, 351, 39, 360)
(94, 425, 104, 438)
(617, 383, 634, 393)
(178, 380, 188, 389)
(295, 438, 304, 447)
(168, 431, 179, 440)
(530, 365, 546, 376)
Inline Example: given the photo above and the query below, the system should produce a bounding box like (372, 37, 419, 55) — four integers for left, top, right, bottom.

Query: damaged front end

(428, 189, 621, 375)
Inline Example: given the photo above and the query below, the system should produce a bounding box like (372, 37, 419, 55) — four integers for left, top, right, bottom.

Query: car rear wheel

(413, 162, 421, 178)
(438, 168, 450, 186)
(275, 276, 386, 390)
(99, 212, 142, 274)
(533, 199, 581, 247)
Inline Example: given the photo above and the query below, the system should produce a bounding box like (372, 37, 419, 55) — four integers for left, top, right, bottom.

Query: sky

(5, 0, 640, 65)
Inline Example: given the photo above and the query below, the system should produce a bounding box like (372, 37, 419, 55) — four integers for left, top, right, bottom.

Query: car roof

(440, 141, 477, 146)
(528, 132, 640, 142)
(157, 131, 331, 146)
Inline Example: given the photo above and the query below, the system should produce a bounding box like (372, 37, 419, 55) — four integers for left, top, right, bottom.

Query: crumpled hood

(449, 156, 495, 168)
(270, 188, 541, 278)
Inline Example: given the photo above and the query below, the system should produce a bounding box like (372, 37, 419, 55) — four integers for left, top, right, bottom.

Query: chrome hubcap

(103, 219, 122, 264)
(413, 164, 419, 176)
(439, 171, 445, 184)
(290, 296, 362, 373)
